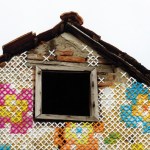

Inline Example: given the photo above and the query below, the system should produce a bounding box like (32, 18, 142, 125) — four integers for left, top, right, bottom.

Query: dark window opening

(35, 65, 99, 121)
(42, 70, 91, 116)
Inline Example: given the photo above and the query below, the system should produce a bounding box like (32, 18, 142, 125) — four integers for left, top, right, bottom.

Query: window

(35, 65, 99, 121)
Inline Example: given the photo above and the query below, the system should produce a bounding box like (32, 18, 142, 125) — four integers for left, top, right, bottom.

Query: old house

(0, 12, 149, 150)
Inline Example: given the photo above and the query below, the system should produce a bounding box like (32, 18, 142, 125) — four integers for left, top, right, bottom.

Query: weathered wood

(27, 60, 115, 76)
(35, 66, 42, 118)
(35, 65, 94, 72)
(3, 32, 36, 55)
(34, 65, 99, 121)
(36, 114, 98, 122)
(57, 56, 86, 63)
(90, 68, 99, 120)
(27, 60, 88, 67)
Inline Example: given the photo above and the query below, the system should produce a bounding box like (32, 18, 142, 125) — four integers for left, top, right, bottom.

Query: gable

(27, 32, 101, 62)
(27, 32, 115, 87)
(0, 12, 149, 150)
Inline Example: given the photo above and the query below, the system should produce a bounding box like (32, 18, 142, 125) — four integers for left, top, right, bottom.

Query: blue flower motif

(126, 82, 148, 104)
(76, 127, 83, 134)
(120, 82, 150, 133)
(0, 144, 11, 150)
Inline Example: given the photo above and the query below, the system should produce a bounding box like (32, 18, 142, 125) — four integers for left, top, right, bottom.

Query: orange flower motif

(54, 122, 104, 150)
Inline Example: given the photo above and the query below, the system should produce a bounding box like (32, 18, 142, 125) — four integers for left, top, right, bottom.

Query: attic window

(35, 65, 99, 121)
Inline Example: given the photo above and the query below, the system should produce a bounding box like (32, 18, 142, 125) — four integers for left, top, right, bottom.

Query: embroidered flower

(120, 82, 150, 133)
(0, 84, 33, 134)
(54, 122, 104, 150)
(64, 122, 93, 145)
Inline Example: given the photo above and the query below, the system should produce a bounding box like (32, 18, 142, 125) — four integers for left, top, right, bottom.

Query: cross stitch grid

(0, 52, 149, 150)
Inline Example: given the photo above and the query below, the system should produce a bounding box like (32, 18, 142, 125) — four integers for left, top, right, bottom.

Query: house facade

(0, 12, 149, 150)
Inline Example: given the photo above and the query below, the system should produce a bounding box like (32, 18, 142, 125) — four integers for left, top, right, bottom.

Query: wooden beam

(3, 32, 36, 55)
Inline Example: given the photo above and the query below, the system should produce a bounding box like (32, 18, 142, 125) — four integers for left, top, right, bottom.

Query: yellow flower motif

(137, 94, 148, 105)
(131, 143, 144, 150)
(64, 123, 93, 145)
(132, 94, 150, 122)
(0, 94, 28, 123)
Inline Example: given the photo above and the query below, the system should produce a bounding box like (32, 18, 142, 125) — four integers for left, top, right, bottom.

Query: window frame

(35, 65, 99, 121)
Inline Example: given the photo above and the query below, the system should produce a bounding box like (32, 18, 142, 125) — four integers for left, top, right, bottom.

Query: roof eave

(65, 23, 150, 86)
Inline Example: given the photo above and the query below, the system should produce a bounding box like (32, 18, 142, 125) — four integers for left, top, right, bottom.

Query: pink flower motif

(0, 117, 10, 128)
(0, 84, 33, 134)
(11, 115, 33, 134)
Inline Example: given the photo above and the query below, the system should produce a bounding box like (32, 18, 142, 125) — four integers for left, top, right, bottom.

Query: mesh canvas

(0, 52, 149, 150)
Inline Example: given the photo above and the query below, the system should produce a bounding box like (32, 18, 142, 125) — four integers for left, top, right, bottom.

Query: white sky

(0, 0, 150, 69)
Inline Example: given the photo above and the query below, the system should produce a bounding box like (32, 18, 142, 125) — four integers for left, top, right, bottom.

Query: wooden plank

(35, 66, 42, 118)
(36, 65, 94, 72)
(90, 68, 99, 120)
(36, 114, 98, 122)
(27, 60, 88, 67)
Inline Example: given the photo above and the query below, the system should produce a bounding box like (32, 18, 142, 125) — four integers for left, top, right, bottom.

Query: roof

(1, 12, 150, 86)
